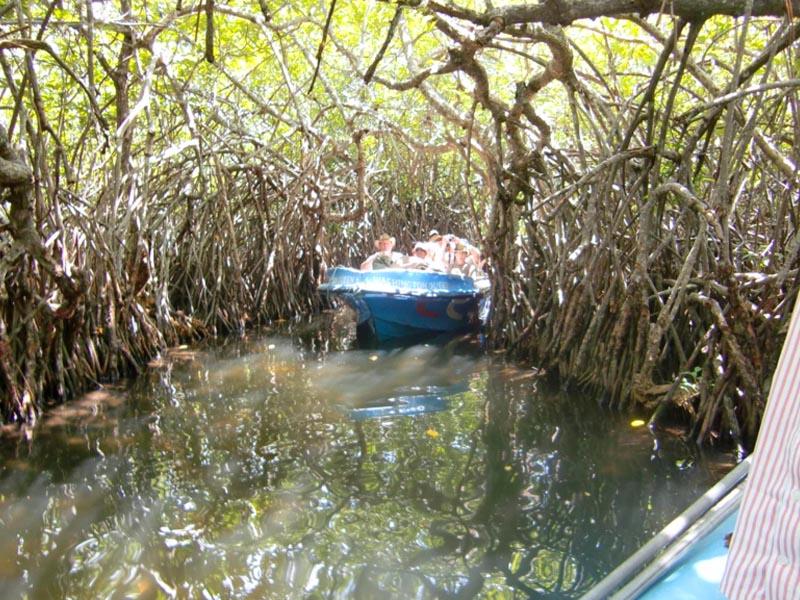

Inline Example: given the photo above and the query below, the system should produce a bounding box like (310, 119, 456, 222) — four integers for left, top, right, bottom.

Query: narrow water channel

(0, 317, 735, 599)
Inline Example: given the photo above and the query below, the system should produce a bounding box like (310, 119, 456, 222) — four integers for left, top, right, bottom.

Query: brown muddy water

(0, 316, 736, 599)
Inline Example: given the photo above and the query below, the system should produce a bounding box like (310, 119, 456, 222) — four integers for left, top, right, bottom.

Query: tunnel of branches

(1, 1, 798, 450)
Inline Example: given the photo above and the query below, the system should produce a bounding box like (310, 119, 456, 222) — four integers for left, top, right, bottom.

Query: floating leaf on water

(369, 354, 379, 362)
(630, 419, 646, 428)
(426, 428, 439, 437)
(510, 550, 523, 573)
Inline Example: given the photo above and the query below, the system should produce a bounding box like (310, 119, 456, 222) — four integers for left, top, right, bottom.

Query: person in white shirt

(720, 292, 800, 600)
(405, 242, 446, 271)
(407, 242, 431, 267)
(426, 233, 447, 263)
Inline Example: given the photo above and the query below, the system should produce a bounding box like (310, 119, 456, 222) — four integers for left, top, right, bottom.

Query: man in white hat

(360, 234, 404, 270)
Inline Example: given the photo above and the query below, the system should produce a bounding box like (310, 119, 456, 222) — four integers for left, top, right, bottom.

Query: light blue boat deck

(637, 509, 736, 600)
(582, 457, 749, 600)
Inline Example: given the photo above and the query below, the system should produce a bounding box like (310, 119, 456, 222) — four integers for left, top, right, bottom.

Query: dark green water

(0, 320, 734, 599)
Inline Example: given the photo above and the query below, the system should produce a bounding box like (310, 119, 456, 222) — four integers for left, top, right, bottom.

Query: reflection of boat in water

(319, 267, 490, 342)
(582, 457, 750, 599)
(343, 391, 449, 421)
(341, 382, 468, 421)
(314, 343, 480, 421)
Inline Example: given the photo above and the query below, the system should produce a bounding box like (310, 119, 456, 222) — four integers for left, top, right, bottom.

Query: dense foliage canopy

(1, 0, 798, 447)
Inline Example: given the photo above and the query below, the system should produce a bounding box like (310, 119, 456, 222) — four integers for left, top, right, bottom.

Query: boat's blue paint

(320, 266, 489, 341)
(637, 509, 737, 600)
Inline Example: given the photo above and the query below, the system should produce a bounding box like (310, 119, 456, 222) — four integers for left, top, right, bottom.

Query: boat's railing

(320, 266, 488, 296)
(581, 455, 751, 600)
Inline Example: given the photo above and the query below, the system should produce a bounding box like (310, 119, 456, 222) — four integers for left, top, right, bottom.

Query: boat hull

(319, 267, 488, 342)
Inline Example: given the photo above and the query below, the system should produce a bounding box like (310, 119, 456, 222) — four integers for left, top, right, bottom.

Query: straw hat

(374, 233, 396, 249)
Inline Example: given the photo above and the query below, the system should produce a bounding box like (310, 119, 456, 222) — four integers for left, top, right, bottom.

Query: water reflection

(0, 321, 734, 599)
(317, 343, 481, 420)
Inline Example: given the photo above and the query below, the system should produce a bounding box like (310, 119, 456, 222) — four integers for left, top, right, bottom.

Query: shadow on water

(0, 312, 736, 599)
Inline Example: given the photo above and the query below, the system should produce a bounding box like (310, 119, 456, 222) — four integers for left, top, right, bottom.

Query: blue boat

(319, 266, 490, 342)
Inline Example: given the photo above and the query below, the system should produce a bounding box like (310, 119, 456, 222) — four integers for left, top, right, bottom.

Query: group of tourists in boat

(318, 229, 489, 342)
(359, 231, 484, 279)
